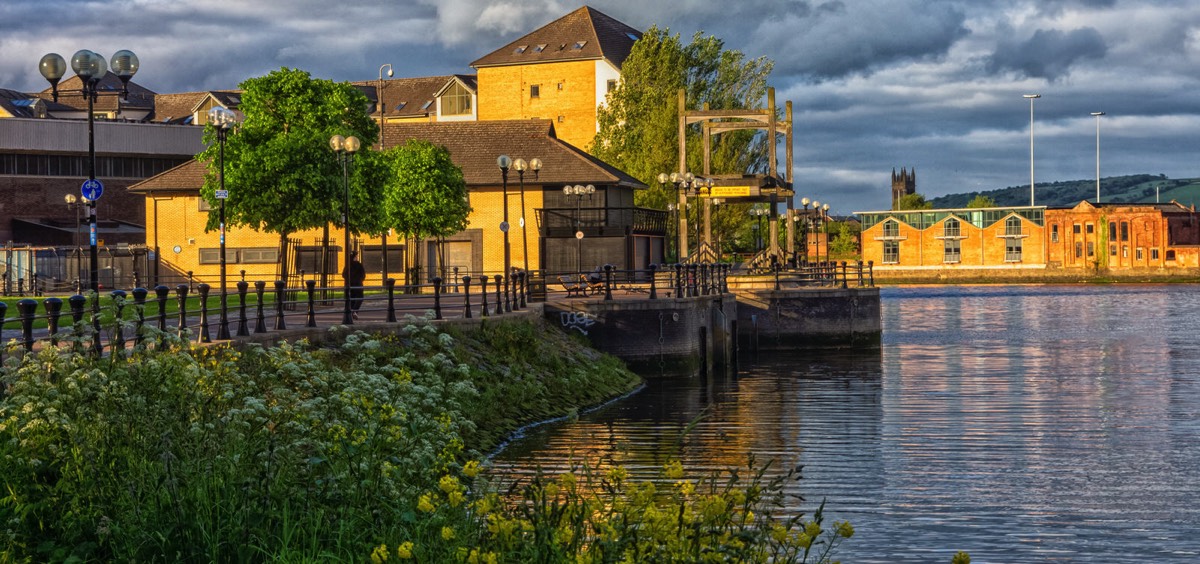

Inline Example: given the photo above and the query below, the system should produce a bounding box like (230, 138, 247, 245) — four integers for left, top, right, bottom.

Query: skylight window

(626, 32, 639, 41)
(514, 45, 527, 54)
(572, 40, 587, 50)
(534, 44, 546, 53)
(420, 100, 433, 111)
(395, 101, 407, 111)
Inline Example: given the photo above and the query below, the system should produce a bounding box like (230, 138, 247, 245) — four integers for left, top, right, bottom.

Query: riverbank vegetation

(0, 316, 853, 562)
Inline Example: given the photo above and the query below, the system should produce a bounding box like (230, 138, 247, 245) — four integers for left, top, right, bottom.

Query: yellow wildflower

(805, 521, 822, 538)
(417, 493, 436, 513)
(440, 474, 460, 494)
(448, 490, 466, 507)
(663, 460, 684, 480)
(441, 526, 456, 541)
(396, 541, 414, 559)
(606, 466, 627, 484)
(559, 471, 577, 489)
(836, 520, 855, 538)
(370, 544, 389, 563)
(463, 460, 482, 478)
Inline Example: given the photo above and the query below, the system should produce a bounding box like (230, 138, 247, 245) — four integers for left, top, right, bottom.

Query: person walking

(342, 250, 366, 320)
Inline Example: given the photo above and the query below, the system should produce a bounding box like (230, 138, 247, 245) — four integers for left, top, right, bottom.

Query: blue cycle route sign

(81, 178, 104, 200)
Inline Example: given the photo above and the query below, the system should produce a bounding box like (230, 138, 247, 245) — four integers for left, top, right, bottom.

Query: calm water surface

(491, 285, 1200, 562)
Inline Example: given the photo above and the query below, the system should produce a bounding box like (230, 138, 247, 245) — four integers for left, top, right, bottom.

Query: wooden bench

(558, 275, 586, 297)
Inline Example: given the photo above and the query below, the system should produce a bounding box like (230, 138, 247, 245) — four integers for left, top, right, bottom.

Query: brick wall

(477, 61, 599, 150)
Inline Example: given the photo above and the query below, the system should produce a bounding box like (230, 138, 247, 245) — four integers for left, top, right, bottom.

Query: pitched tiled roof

(383, 119, 644, 189)
(471, 6, 641, 69)
(0, 89, 40, 118)
(353, 75, 476, 120)
(127, 158, 207, 193)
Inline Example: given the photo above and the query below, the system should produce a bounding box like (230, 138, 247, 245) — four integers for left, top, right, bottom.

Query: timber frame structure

(674, 87, 794, 266)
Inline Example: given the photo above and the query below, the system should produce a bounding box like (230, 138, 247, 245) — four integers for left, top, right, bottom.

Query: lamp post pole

(331, 134, 361, 324)
(497, 155, 511, 286)
(513, 157, 533, 274)
(1024, 94, 1041, 206)
(209, 107, 241, 339)
(377, 64, 394, 280)
(801, 197, 811, 265)
(1092, 111, 1105, 203)
(822, 203, 830, 265)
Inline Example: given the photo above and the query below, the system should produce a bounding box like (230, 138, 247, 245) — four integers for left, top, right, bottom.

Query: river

(490, 285, 1200, 562)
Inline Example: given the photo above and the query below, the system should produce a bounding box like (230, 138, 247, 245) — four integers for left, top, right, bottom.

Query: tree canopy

(966, 194, 998, 208)
(198, 68, 380, 238)
(894, 193, 934, 210)
(380, 140, 470, 243)
(592, 26, 773, 209)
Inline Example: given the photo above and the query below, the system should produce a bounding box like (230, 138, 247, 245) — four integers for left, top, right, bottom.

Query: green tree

(966, 194, 997, 208)
(380, 140, 470, 279)
(894, 192, 934, 210)
(197, 67, 379, 284)
(593, 26, 774, 210)
(829, 222, 860, 257)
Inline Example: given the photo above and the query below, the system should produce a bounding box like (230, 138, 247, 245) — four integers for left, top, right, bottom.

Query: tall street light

(1024, 94, 1041, 206)
(497, 155, 512, 286)
(39, 49, 139, 297)
(331, 134, 361, 324)
(209, 106, 242, 340)
(821, 203, 831, 265)
(564, 184, 595, 272)
(513, 157, 542, 273)
(1092, 111, 1105, 203)
(378, 63, 394, 281)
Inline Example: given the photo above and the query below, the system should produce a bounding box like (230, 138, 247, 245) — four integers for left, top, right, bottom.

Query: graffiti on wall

(560, 311, 597, 335)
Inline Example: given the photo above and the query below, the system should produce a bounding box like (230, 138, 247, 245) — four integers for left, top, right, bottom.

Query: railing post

(70, 294, 87, 326)
(841, 261, 849, 289)
(462, 276, 473, 318)
(494, 275, 503, 315)
(155, 285, 170, 334)
(433, 276, 443, 320)
(385, 278, 397, 323)
(254, 281, 267, 333)
(722, 263, 730, 294)
(89, 292, 102, 357)
(857, 260, 864, 286)
(110, 290, 126, 355)
(503, 272, 512, 313)
(176, 284, 190, 339)
(480, 275, 489, 318)
(132, 288, 148, 346)
(305, 280, 317, 327)
(604, 264, 613, 301)
(774, 262, 781, 291)
(236, 281, 250, 336)
(674, 264, 684, 298)
(700, 263, 710, 295)
(689, 264, 699, 297)
(519, 271, 527, 309)
(649, 264, 658, 300)
(0, 303, 6, 361)
(197, 284, 211, 343)
(868, 261, 875, 287)
(45, 297, 63, 347)
(274, 281, 287, 330)
(17, 299, 37, 353)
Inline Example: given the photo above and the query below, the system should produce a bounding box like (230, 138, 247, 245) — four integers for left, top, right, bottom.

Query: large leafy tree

(593, 26, 774, 210)
(379, 140, 470, 278)
(966, 194, 997, 208)
(197, 67, 380, 282)
(895, 193, 934, 210)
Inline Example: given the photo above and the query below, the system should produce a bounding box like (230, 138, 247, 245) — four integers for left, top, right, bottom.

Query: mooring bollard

(385, 278, 397, 323)
(176, 284, 190, 339)
(17, 299, 37, 353)
(433, 276, 443, 320)
(69, 294, 87, 325)
(462, 276, 473, 318)
(197, 284, 211, 343)
(274, 281, 286, 330)
(480, 275, 489, 317)
(305, 280, 317, 327)
(254, 281, 267, 333)
(155, 285, 170, 347)
(519, 271, 527, 309)
(110, 290, 127, 354)
(236, 281, 250, 336)
(494, 275, 503, 315)
(503, 273, 512, 313)
(44, 297, 63, 347)
(132, 288, 148, 347)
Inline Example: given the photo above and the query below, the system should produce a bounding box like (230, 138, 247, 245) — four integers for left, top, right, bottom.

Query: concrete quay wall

(735, 287, 881, 350)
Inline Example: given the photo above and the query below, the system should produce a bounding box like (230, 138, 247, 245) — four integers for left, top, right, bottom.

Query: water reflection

(492, 285, 1200, 562)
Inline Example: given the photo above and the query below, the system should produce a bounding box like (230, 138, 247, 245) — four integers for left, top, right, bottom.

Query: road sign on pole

(81, 178, 104, 200)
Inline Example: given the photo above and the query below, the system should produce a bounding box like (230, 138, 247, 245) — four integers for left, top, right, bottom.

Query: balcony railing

(535, 207, 667, 237)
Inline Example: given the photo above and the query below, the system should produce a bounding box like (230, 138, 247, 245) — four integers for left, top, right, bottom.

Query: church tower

(891, 167, 916, 209)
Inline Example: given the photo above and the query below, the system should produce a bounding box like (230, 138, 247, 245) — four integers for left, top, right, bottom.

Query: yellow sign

(708, 186, 753, 198)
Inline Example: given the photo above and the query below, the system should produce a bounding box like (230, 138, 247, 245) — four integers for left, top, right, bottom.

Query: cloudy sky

(2, 0, 1198, 213)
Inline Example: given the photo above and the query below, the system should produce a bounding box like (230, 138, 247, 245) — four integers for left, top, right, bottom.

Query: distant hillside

(928, 174, 1200, 209)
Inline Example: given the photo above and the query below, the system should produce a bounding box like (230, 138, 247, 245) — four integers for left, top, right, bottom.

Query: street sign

(215, 189, 229, 199)
(81, 178, 104, 200)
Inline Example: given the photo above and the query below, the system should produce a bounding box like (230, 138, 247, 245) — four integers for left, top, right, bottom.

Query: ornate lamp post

(821, 203, 831, 264)
(750, 206, 769, 253)
(564, 184, 595, 273)
(330, 134, 361, 324)
(497, 155, 512, 283)
(377, 63, 394, 280)
(209, 107, 242, 339)
(811, 200, 821, 263)
(39, 49, 139, 296)
(513, 157, 542, 273)
(801, 197, 811, 264)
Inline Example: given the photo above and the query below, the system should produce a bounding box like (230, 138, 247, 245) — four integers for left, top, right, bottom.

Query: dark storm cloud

(988, 27, 1108, 80)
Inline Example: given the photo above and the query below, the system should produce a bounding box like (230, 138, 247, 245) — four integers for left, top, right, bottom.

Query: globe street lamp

(513, 157, 542, 273)
(811, 200, 821, 264)
(1024, 94, 1041, 206)
(821, 203, 831, 265)
(330, 134, 361, 324)
(801, 197, 811, 265)
(1092, 111, 1105, 203)
(497, 155, 512, 301)
(209, 106, 242, 340)
(39, 49, 139, 297)
(564, 184, 595, 273)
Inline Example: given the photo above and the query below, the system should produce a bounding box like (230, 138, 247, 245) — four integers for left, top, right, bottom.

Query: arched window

(944, 218, 960, 238)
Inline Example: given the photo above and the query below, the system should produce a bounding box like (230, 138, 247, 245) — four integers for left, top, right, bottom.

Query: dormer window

(514, 45, 527, 54)
(572, 40, 588, 50)
(440, 82, 472, 116)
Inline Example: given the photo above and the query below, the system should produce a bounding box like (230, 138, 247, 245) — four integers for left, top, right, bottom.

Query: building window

(514, 45, 527, 54)
(534, 44, 546, 53)
(240, 247, 279, 264)
(198, 198, 212, 212)
(607, 79, 617, 93)
(1123, 245, 1129, 258)
(440, 82, 472, 115)
(883, 241, 899, 264)
(1152, 248, 1160, 260)
(1073, 223, 1081, 234)
(944, 239, 960, 263)
(1136, 247, 1144, 260)
(1006, 216, 1022, 237)
(943, 218, 960, 238)
(1110, 222, 1117, 241)
(1006, 238, 1023, 262)
(1121, 222, 1129, 241)
(1075, 242, 1083, 258)
(1167, 250, 1177, 261)
(530, 84, 540, 98)
(1051, 224, 1059, 243)
(1086, 223, 1094, 234)
(199, 248, 220, 264)
(883, 220, 899, 238)
(1110, 244, 1117, 256)
(1087, 242, 1095, 257)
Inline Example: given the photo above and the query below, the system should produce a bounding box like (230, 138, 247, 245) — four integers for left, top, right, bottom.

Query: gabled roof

(149, 90, 243, 124)
(353, 75, 476, 120)
(128, 158, 207, 193)
(471, 6, 641, 69)
(434, 74, 477, 98)
(0, 89, 42, 118)
(383, 120, 645, 189)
